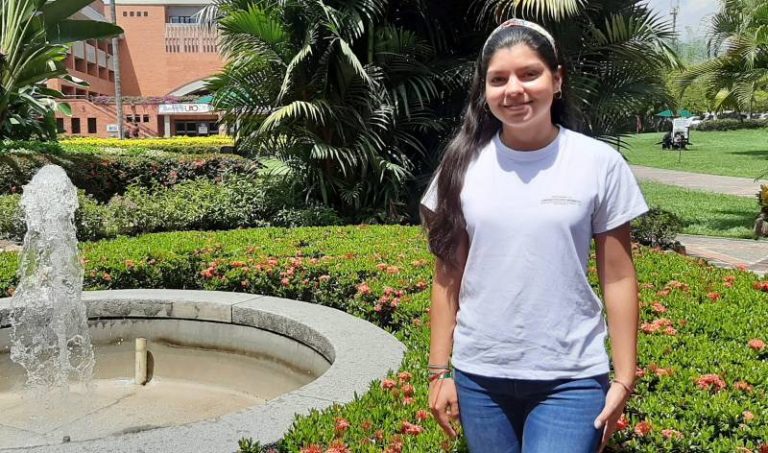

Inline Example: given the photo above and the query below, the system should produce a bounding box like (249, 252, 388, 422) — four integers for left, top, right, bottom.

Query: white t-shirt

(422, 127, 648, 379)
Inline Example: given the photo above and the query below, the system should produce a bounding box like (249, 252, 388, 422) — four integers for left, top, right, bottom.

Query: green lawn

(639, 181, 758, 239)
(623, 129, 768, 179)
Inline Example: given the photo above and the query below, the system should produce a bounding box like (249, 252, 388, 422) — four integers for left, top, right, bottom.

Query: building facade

(51, 0, 224, 138)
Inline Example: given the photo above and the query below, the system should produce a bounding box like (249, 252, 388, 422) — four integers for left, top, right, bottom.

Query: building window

(87, 118, 97, 134)
(71, 118, 81, 134)
(129, 11, 134, 17)
(143, 115, 150, 123)
(169, 16, 196, 23)
(123, 11, 127, 16)
(143, 11, 148, 17)
(56, 118, 65, 133)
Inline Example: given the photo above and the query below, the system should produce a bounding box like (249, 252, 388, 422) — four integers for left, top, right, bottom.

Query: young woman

(421, 19, 648, 453)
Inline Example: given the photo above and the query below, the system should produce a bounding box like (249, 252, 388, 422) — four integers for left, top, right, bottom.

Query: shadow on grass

(685, 209, 756, 232)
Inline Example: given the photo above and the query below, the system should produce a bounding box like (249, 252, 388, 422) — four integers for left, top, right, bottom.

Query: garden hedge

(0, 151, 259, 201)
(696, 119, 768, 132)
(1, 226, 767, 452)
(60, 136, 235, 154)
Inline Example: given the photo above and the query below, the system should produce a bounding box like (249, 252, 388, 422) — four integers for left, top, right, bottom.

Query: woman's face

(485, 44, 562, 131)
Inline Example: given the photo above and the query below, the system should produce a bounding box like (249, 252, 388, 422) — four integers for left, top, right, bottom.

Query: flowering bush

(60, 136, 234, 154)
(0, 226, 767, 451)
(0, 151, 257, 201)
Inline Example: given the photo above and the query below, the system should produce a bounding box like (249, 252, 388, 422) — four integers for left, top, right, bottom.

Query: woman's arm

(595, 222, 638, 386)
(428, 230, 468, 438)
(593, 222, 639, 450)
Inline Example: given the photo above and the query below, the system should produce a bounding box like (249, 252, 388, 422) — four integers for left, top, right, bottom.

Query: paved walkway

(630, 165, 766, 198)
(631, 165, 768, 277)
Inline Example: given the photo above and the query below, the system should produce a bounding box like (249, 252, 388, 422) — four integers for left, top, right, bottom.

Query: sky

(645, 0, 721, 40)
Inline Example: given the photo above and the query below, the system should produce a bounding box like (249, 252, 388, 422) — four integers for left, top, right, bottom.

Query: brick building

(50, 0, 225, 138)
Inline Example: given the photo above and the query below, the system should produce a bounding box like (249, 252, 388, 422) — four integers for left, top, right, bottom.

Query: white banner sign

(158, 103, 214, 114)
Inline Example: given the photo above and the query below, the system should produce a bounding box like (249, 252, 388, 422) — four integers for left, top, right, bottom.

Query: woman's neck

(499, 123, 560, 151)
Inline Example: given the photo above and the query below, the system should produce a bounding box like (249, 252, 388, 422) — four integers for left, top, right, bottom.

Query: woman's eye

(523, 71, 539, 79)
(490, 77, 505, 84)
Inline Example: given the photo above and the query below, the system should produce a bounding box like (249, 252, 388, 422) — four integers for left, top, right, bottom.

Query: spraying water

(9, 165, 94, 390)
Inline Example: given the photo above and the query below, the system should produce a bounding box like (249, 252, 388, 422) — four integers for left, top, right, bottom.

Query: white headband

(482, 19, 557, 56)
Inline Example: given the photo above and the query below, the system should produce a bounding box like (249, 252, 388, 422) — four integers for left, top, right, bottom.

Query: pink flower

(734, 380, 754, 392)
(651, 302, 668, 313)
(401, 384, 415, 397)
(743, 410, 756, 422)
(661, 429, 684, 440)
(403, 396, 414, 405)
(324, 441, 350, 453)
(401, 421, 424, 436)
(696, 374, 727, 392)
(281, 277, 290, 286)
(707, 292, 721, 301)
(398, 371, 412, 383)
(749, 339, 766, 351)
(356, 283, 371, 295)
(334, 417, 350, 434)
(381, 379, 397, 390)
(416, 410, 430, 421)
(300, 445, 323, 453)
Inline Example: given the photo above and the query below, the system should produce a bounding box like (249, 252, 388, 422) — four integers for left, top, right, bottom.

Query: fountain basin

(0, 290, 405, 453)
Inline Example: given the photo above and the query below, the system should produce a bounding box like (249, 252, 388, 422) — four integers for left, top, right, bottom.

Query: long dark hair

(422, 24, 571, 267)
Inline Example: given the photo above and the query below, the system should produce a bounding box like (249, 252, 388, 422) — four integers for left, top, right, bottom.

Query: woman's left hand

(593, 382, 631, 452)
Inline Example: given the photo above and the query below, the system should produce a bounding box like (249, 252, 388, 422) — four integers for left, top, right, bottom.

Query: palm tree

(0, 0, 123, 140)
(678, 0, 768, 115)
(209, 0, 446, 221)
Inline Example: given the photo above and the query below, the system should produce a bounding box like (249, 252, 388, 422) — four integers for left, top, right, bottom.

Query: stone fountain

(0, 165, 404, 452)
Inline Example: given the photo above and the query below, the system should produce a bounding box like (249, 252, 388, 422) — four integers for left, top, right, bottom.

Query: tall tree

(678, 0, 768, 115)
(0, 0, 123, 140)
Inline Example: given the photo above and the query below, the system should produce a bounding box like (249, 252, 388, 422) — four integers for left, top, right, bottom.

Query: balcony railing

(165, 23, 218, 54)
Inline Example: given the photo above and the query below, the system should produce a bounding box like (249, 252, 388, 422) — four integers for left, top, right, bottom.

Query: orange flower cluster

(640, 318, 677, 336)
(696, 374, 727, 392)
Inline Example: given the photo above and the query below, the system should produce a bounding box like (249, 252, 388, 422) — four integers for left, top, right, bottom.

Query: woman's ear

(554, 65, 564, 92)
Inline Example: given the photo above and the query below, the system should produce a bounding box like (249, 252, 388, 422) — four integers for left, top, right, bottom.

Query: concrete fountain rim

(0, 289, 405, 453)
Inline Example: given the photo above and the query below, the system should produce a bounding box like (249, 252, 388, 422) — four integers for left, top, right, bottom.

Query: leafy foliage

(678, 0, 768, 114)
(0, 0, 122, 139)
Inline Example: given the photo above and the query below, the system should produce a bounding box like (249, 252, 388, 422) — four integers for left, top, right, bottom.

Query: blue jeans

(454, 369, 609, 453)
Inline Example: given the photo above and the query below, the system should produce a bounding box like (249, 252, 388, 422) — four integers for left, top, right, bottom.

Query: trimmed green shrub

(696, 119, 767, 132)
(0, 140, 63, 154)
(1, 226, 767, 452)
(631, 208, 683, 249)
(0, 151, 259, 201)
(0, 176, 341, 241)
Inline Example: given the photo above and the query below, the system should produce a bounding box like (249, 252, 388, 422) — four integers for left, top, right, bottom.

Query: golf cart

(656, 110, 694, 150)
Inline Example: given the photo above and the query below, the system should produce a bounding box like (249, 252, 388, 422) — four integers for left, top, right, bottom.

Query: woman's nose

(504, 77, 524, 96)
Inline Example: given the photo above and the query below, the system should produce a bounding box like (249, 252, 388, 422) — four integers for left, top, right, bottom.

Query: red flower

(398, 371, 412, 383)
(361, 420, 373, 431)
(381, 379, 397, 390)
(616, 414, 630, 431)
(300, 445, 323, 453)
(281, 277, 290, 286)
(401, 384, 415, 397)
(403, 396, 415, 405)
(734, 381, 754, 392)
(661, 429, 684, 440)
(749, 339, 766, 351)
(401, 421, 424, 436)
(334, 417, 350, 435)
(664, 326, 678, 336)
(707, 292, 721, 301)
(634, 420, 652, 437)
(416, 410, 430, 421)
(376, 263, 388, 271)
(651, 302, 668, 313)
(753, 281, 768, 292)
(696, 374, 727, 392)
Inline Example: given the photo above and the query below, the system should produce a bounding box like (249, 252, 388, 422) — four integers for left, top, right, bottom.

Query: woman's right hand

(428, 377, 460, 438)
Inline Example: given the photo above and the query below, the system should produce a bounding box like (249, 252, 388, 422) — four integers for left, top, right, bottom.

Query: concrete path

(631, 165, 768, 277)
(630, 165, 766, 198)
